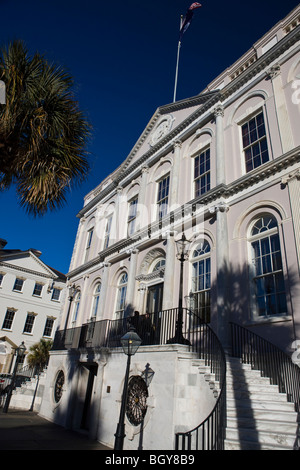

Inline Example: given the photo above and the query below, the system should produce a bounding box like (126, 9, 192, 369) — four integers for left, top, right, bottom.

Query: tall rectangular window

(33, 282, 43, 297)
(43, 318, 54, 337)
(157, 175, 170, 219)
(13, 278, 24, 292)
(85, 228, 94, 262)
(23, 313, 36, 334)
(194, 148, 210, 197)
(128, 197, 138, 236)
(2, 309, 15, 330)
(51, 288, 61, 301)
(242, 112, 269, 172)
(104, 215, 112, 249)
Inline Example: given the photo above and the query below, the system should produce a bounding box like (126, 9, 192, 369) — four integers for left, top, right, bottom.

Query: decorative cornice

(76, 26, 300, 221)
(69, 146, 300, 279)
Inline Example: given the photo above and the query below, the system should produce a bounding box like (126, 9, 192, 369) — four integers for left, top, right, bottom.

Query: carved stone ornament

(149, 115, 175, 147)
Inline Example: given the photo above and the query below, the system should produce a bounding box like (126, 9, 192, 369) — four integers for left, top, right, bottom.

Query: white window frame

(156, 174, 170, 220)
(104, 215, 113, 249)
(85, 228, 94, 262)
(13, 277, 24, 292)
(128, 197, 138, 236)
(193, 146, 211, 198)
(190, 240, 211, 324)
(91, 282, 101, 319)
(248, 215, 288, 320)
(115, 273, 128, 321)
(239, 108, 270, 174)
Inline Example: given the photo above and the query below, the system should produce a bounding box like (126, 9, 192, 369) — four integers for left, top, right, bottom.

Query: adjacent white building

(40, 6, 300, 450)
(0, 239, 66, 373)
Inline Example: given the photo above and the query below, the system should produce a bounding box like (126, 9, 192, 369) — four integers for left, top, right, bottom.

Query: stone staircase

(225, 357, 299, 450)
(9, 369, 47, 412)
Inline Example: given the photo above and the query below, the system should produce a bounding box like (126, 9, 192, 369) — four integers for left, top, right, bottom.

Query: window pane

(2, 310, 15, 329)
(13, 278, 24, 291)
(242, 112, 269, 172)
(251, 217, 287, 317)
(24, 314, 35, 334)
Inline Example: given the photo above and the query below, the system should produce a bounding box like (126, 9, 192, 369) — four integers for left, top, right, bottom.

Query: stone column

(269, 64, 294, 153)
(210, 201, 229, 349)
(282, 169, 300, 273)
(90, 353, 108, 440)
(137, 166, 149, 231)
(98, 262, 111, 319)
(125, 249, 139, 315)
(162, 231, 176, 311)
(214, 105, 225, 186)
(170, 140, 182, 208)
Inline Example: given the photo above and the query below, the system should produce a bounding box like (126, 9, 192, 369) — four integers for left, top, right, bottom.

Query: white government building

(0, 239, 66, 373)
(40, 6, 300, 450)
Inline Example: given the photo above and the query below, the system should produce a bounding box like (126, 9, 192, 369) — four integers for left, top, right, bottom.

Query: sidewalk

(0, 410, 112, 450)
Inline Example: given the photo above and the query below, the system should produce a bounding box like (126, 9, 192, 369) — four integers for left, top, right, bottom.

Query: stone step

(226, 388, 288, 402)
(227, 406, 298, 422)
(226, 416, 298, 434)
(226, 378, 279, 393)
(224, 438, 293, 451)
(227, 397, 296, 413)
(225, 425, 297, 449)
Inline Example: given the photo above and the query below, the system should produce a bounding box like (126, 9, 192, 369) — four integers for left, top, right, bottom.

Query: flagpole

(173, 40, 181, 103)
(173, 15, 183, 103)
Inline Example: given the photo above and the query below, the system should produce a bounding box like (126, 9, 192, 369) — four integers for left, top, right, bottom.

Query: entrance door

(80, 364, 97, 431)
(146, 283, 163, 314)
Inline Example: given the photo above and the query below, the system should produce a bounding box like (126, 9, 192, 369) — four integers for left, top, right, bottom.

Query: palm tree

(27, 338, 53, 371)
(27, 339, 53, 411)
(0, 40, 91, 216)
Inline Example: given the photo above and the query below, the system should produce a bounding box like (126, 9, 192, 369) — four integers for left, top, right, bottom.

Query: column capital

(267, 63, 281, 80)
(173, 139, 182, 149)
(281, 169, 300, 186)
(214, 105, 224, 118)
(209, 202, 229, 214)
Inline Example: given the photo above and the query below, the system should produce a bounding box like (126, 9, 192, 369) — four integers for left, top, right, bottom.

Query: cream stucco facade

(40, 6, 300, 450)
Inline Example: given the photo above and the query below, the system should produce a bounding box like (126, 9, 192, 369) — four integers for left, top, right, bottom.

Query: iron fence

(53, 308, 227, 450)
(230, 322, 300, 412)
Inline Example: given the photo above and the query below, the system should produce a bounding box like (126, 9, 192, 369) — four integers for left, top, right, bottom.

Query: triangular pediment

(116, 90, 219, 176)
(0, 250, 60, 279)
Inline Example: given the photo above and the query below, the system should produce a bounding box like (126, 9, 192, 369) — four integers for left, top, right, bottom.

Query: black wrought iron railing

(230, 322, 300, 412)
(52, 308, 227, 450)
(174, 319, 226, 450)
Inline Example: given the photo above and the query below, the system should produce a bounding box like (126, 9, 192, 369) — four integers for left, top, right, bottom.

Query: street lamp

(114, 326, 142, 450)
(168, 233, 191, 345)
(61, 284, 76, 346)
(3, 341, 26, 413)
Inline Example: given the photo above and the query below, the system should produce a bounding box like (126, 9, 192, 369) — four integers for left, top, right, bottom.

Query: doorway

(145, 283, 163, 345)
(80, 364, 97, 431)
(146, 283, 163, 314)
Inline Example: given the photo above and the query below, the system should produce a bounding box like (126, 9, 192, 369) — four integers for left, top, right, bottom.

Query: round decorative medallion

(126, 376, 148, 426)
(54, 370, 65, 403)
(149, 115, 175, 146)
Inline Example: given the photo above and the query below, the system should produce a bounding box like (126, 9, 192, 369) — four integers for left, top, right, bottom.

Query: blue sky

(1, 0, 299, 274)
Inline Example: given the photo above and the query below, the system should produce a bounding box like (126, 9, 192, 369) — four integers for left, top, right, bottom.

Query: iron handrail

(230, 322, 300, 412)
(174, 318, 227, 450)
(52, 308, 227, 450)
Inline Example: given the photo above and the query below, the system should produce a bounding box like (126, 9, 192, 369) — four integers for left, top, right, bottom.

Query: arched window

(115, 273, 128, 321)
(72, 291, 81, 326)
(91, 283, 101, 319)
(191, 240, 211, 323)
(249, 215, 287, 317)
(151, 258, 165, 272)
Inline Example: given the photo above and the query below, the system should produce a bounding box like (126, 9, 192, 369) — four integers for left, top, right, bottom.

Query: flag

(179, 2, 202, 41)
